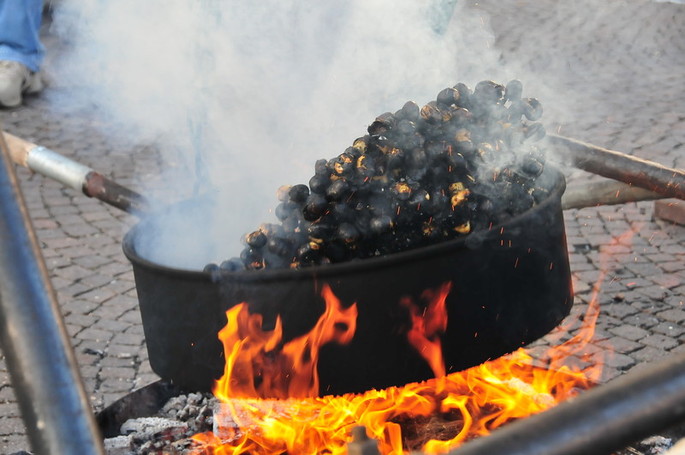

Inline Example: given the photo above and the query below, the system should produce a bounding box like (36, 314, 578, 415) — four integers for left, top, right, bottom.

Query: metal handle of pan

(3, 131, 149, 215)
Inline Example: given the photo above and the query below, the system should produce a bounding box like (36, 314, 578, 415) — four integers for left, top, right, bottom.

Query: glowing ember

(192, 281, 602, 454)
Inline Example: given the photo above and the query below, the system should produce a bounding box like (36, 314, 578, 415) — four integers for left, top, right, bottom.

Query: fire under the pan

(104, 280, 600, 455)
(104, 356, 594, 454)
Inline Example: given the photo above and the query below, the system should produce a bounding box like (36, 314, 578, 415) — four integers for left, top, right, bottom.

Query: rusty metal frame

(0, 127, 105, 454)
(449, 350, 685, 455)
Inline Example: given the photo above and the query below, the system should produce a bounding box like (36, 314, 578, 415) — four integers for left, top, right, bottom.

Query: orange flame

(213, 284, 357, 400)
(401, 282, 451, 378)
(193, 276, 604, 455)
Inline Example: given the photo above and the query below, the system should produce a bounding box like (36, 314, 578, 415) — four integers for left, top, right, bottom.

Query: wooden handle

(1, 132, 37, 168)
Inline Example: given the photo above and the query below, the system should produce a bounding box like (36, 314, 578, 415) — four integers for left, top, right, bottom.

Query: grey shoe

(0, 61, 44, 108)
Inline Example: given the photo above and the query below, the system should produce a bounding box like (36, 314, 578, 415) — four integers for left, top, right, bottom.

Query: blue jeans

(0, 0, 44, 72)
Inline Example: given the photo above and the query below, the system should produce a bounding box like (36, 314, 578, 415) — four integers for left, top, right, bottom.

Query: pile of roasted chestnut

(207, 79, 548, 272)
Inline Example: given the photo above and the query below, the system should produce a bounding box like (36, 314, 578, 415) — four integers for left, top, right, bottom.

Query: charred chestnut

(219, 258, 245, 272)
(337, 223, 360, 244)
(245, 230, 268, 248)
(396, 101, 420, 121)
(275, 201, 298, 221)
(288, 184, 310, 203)
(369, 215, 394, 235)
(303, 194, 329, 221)
(504, 80, 523, 103)
(436, 87, 461, 107)
(420, 101, 443, 124)
(396, 119, 417, 136)
(520, 154, 545, 177)
(203, 263, 219, 274)
(267, 236, 293, 257)
(474, 80, 505, 105)
(326, 179, 351, 202)
(309, 175, 329, 194)
(522, 98, 543, 121)
(297, 242, 323, 266)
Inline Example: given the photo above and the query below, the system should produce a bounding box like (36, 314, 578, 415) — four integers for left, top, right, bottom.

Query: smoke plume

(51, 0, 540, 269)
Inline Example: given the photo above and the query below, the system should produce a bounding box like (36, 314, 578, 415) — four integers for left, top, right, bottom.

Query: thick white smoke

(51, 0, 528, 269)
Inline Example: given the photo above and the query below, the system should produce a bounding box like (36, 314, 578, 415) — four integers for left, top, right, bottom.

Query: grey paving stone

(0, 434, 30, 454)
(656, 309, 685, 323)
(64, 323, 84, 337)
(669, 343, 685, 355)
(624, 262, 666, 277)
(599, 367, 622, 383)
(622, 278, 655, 290)
(107, 344, 137, 358)
(664, 296, 685, 307)
(61, 299, 100, 316)
(640, 334, 680, 351)
(76, 287, 118, 303)
(76, 328, 116, 343)
(604, 352, 637, 370)
(568, 262, 596, 273)
(101, 356, 136, 368)
(594, 336, 643, 354)
(601, 302, 640, 319)
(101, 366, 137, 380)
(651, 322, 685, 338)
(66, 313, 99, 328)
(650, 274, 683, 289)
(636, 285, 671, 301)
(674, 285, 685, 297)
(0, 403, 21, 418)
(110, 332, 145, 346)
(609, 325, 652, 342)
(630, 346, 670, 363)
(79, 273, 116, 290)
(93, 319, 131, 333)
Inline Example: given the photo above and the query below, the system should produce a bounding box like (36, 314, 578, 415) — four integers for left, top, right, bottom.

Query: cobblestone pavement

(1, 0, 683, 453)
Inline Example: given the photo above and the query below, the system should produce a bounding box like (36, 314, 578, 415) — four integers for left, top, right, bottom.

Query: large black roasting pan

(123, 166, 573, 396)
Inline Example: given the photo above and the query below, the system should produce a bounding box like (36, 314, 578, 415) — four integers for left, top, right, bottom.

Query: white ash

(103, 435, 134, 455)
(103, 392, 217, 455)
(631, 436, 673, 455)
(121, 417, 188, 436)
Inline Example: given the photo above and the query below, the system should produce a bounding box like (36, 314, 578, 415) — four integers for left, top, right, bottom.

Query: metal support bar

(3, 131, 149, 215)
(25, 145, 92, 191)
(562, 179, 664, 210)
(0, 128, 105, 454)
(547, 134, 685, 200)
(450, 350, 685, 455)
(83, 170, 149, 214)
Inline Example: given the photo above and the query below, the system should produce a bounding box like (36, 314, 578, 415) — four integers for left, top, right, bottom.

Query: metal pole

(547, 134, 685, 201)
(450, 350, 685, 455)
(0, 128, 105, 454)
(562, 179, 664, 210)
(3, 131, 149, 215)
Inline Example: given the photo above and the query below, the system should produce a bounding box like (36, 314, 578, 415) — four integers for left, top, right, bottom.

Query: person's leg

(0, 0, 45, 72)
(0, 0, 45, 107)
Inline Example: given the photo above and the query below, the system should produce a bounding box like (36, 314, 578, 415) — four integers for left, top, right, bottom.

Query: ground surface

(0, 0, 684, 453)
